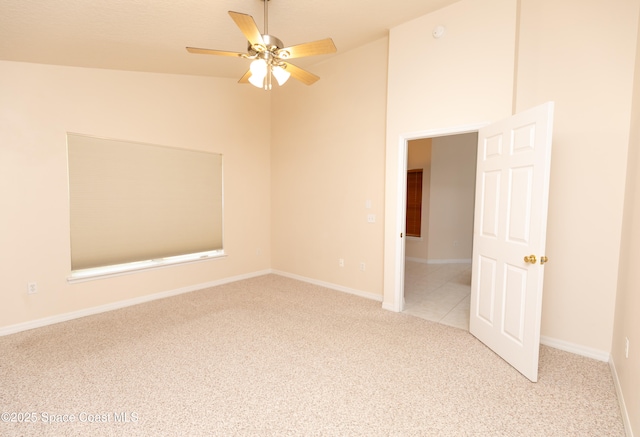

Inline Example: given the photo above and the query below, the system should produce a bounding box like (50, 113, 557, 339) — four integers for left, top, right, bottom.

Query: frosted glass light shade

(272, 66, 291, 86)
(249, 59, 267, 88)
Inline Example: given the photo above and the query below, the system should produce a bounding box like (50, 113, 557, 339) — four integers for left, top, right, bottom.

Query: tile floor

(403, 260, 472, 330)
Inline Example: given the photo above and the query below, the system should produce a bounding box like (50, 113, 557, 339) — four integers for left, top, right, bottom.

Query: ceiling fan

(186, 0, 337, 90)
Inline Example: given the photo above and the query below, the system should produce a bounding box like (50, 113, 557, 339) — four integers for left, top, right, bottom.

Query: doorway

(402, 132, 478, 330)
(386, 104, 554, 380)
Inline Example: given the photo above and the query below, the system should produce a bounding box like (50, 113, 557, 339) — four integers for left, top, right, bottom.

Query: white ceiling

(0, 0, 460, 80)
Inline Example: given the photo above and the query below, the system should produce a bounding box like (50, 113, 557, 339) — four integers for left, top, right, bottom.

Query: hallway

(403, 261, 472, 330)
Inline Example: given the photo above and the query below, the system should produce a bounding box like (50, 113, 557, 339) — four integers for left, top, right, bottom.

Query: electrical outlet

(338, 258, 345, 268)
(625, 337, 629, 359)
(359, 262, 366, 271)
(27, 282, 38, 295)
(367, 214, 376, 223)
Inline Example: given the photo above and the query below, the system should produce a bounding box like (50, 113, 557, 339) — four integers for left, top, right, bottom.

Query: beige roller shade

(67, 134, 223, 271)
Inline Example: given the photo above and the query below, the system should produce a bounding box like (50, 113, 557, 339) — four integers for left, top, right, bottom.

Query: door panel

(477, 256, 497, 324)
(470, 102, 554, 382)
(502, 263, 527, 343)
(480, 170, 501, 237)
(507, 166, 533, 243)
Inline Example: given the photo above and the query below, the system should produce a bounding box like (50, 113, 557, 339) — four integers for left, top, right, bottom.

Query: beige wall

(405, 138, 432, 260)
(384, 0, 639, 356)
(0, 61, 271, 329)
(384, 0, 517, 310)
(514, 0, 639, 353)
(427, 134, 476, 261)
(611, 4, 640, 432)
(270, 38, 388, 296)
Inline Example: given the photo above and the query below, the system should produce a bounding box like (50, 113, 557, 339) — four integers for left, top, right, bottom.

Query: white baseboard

(609, 358, 634, 437)
(0, 269, 272, 337)
(538, 338, 631, 434)
(272, 270, 383, 302)
(540, 335, 610, 362)
(406, 257, 472, 264)
(382, 302, 400, 312)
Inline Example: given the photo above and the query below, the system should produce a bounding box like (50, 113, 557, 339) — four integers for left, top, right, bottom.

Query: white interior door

(469, 102, 554, 382)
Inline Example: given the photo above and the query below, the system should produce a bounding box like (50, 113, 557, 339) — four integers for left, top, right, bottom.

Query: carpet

(0, 274, 625, 436)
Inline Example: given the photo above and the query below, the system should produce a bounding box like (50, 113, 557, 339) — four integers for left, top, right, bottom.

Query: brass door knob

(524, 254, 537, 264)
(540, 256, 549, 265)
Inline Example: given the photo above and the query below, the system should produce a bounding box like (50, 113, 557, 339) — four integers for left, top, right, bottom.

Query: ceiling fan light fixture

(272, 65, 291, 86)
(248, 73, 264, 88)
(249, 58, 268, 88)
(250, 58, 267, 77)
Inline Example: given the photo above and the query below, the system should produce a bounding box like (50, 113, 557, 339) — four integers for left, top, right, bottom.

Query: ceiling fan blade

(283, 62, 320, 86)
(186, 47, 246, 58)
(228, 11, 265, 47)
(238, 70, 251, 84)
(277, 38, 337, 60)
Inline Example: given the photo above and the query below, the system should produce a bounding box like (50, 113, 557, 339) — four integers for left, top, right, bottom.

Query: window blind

(67, 134, 223, 272)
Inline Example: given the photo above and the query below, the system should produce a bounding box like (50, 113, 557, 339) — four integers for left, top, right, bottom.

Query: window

(67, 133, 224, 281)
(406, 169, 423, 237)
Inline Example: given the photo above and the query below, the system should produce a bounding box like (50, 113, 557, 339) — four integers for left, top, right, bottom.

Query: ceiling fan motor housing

(249, 34, 289, 59)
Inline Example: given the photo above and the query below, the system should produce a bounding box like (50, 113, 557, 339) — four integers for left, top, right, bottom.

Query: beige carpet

(0, 275, 625, 436)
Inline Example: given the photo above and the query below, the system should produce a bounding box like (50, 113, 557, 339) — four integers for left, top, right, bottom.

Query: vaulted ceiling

(0, 0, 460, 79)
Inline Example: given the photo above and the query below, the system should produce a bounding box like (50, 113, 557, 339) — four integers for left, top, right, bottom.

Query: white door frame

(387, 122, 489, 313)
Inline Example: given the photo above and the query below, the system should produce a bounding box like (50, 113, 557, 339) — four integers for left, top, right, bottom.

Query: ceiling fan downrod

(263, 0, 269, 35)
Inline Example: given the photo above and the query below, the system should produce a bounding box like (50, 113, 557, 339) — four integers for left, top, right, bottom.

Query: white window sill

(67, 250, 226, 283)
